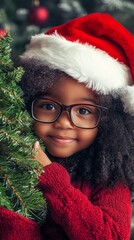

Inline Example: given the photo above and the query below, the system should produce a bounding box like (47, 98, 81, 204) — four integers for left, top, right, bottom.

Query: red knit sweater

(0, 163, 132, 240)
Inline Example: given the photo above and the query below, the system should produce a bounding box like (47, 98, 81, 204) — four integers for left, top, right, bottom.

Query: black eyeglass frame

(31, 98, 107, 129)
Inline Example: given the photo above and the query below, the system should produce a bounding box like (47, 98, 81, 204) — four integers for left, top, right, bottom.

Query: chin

(47, 149, 74, 158)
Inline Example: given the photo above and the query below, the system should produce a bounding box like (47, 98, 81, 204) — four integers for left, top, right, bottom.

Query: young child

(0, 12, 134, 240)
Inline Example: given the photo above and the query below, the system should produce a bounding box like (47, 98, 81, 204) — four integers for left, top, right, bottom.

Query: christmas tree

(0, 31, 46, 222)
(0, 0, 96, 58)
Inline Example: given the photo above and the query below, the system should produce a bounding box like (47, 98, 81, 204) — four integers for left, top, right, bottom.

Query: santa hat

(21, 13, 134, 115)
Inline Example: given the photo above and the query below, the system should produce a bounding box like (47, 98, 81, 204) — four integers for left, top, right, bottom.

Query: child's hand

(33, 141, 52, 167)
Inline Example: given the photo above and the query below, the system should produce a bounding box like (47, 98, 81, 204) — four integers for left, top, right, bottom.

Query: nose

(53, 111, 74, 129)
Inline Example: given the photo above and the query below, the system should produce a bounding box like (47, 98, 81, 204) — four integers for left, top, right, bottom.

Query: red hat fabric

(21, 13, 134, 115)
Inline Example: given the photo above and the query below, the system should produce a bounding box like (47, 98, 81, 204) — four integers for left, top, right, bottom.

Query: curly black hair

(20, 59, 134, 193)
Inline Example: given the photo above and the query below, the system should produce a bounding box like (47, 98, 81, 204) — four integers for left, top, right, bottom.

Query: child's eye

(77, 107, 91, 115)
(41, 103, 55, 111)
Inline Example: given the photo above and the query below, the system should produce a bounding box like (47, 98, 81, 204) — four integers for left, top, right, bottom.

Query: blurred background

(0, 0, 134, 238)
(0, 0, 134, 60)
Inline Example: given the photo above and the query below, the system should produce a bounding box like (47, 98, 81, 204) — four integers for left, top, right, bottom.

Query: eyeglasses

(31, 98, 107, 129)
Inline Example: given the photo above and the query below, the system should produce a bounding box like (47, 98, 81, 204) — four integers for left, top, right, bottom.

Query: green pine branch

(0, 33, 47, 222)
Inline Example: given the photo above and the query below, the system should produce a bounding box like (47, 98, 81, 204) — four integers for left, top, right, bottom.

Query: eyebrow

(79, 97, 98, 104)
(43, 93, 98, 105)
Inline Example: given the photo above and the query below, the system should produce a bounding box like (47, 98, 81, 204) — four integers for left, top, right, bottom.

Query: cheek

(33, 122, 48, 138)
(78, 128, 98, 148)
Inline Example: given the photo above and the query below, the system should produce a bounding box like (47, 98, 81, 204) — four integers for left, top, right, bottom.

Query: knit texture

(0, 207, 42, 240)
(0, 162, 132, 239)
(39, 162, 132, 240)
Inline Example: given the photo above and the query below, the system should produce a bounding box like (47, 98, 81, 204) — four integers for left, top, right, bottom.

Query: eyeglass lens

(32, 99, 101, 129)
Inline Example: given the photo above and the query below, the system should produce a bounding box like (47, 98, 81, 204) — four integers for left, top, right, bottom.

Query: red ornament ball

(28, 6, 49, 27)
(0, 29, 6, 38)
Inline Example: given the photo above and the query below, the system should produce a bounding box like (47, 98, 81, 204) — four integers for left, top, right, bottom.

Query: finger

(33, 141, 51, 166)
(34, 141, 39, 150)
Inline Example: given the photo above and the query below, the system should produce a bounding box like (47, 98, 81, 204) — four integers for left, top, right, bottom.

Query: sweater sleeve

(0, 207, 42, 240)
(39, 162, 132, 240)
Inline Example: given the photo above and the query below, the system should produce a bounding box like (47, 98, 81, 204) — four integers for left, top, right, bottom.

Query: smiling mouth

(49, 135, 76, 144)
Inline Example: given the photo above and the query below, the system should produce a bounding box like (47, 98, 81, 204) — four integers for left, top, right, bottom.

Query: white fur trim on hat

(121, 86, 134, 115)
(21, 33, 132, 93)
(21, 32, 133, 114)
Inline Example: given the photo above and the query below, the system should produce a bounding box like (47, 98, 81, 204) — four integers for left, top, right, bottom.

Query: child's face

(33, 76, 98, 158)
